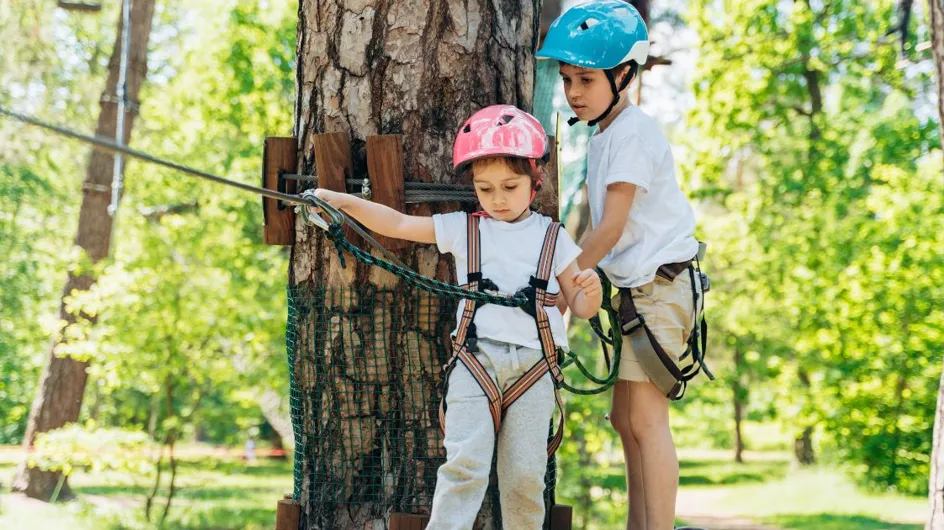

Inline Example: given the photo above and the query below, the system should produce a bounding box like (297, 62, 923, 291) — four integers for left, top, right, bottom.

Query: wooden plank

(313, 132, 359, 244)
(274, 496, 300, 530)
(366, 135, 409, 250)
(549, 504, 573, 530)
(390, 512, 429, 530)
(262, 137, 298, 245)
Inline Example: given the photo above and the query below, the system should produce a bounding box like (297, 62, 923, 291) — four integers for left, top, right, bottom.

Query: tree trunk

(930, 0, 944, 150)
(12, 0, 156, 501)
(293, 1, 540, 528)
(257, 387, 293, 451)
(733, 347, 745, 464)
(792, 367, 816, 466)
(927, 357, 944, 530)
(793, 426, 815, 466)
(733, 395, 745, 464)
(925, 3, 944, 527)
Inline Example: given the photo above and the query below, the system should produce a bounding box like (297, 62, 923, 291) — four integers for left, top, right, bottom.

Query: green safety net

(286, 283, 562, 527)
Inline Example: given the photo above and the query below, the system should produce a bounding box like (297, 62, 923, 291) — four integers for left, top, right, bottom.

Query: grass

(562, 449, 926, 530)
(678, 456, 788, 486)
(714, 466, 926, 530)
(0, 446, 930, 529)
(765, 514, 921, 530)
(674, 450, 925, 530)
(0, 446, 293, 530)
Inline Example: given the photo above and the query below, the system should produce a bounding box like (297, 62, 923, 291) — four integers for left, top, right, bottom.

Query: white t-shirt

(433, 211, 582, 352)
(587, 105, 698, 288)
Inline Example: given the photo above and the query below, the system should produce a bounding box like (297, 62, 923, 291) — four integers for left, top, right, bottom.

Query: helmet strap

(573, 62, 637, 128)
(529, 158, 543, 203)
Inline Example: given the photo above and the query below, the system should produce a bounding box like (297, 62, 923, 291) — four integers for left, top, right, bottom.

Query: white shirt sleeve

(553, 226, 583, 279)
(432, 211, 467, 256)
(605, 132, 657, 192)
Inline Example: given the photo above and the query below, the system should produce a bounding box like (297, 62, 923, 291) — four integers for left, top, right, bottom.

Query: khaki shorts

(614, 270, 699, 382)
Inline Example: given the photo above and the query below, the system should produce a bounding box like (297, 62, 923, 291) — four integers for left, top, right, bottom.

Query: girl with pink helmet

(315, 104, 602, 528)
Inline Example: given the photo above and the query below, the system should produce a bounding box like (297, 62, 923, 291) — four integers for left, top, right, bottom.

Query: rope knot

(325, 224, 348, 268)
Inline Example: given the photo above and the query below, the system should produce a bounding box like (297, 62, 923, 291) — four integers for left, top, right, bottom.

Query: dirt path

(675, 489, 783, 530)
(678, 515, 782, 530)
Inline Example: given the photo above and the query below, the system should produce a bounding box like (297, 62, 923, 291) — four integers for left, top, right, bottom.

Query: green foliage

(66, 0, 298, 443)
(0, 1, 119, 445)
(686, 0, 943, 494)
(29, 424, 155, 478)
(0, 0, 298, 444)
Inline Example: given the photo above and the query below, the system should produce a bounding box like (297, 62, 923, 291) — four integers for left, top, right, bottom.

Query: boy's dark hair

(608, 60, 639, 93)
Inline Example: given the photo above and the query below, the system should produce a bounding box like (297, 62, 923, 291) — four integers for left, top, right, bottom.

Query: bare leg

(611, 380, 648, 530)
(628, 381, 678, 530)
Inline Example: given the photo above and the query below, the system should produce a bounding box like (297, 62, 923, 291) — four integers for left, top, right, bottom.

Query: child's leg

(495, 345, 555, 530)
(614, 273, 696, 530)
(610, 380, 647, 530)
(427, 355, 499, 530)
(628, 381, 678, 530)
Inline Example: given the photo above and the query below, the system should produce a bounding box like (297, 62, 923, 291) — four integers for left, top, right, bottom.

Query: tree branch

(137, 201, 200, 222)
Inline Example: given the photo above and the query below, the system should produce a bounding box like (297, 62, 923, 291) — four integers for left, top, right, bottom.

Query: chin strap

(568, 63, 638, 127)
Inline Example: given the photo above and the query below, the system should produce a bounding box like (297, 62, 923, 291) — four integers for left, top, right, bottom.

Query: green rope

(325, 224, 529, 308)
(558, 271, 622, 395)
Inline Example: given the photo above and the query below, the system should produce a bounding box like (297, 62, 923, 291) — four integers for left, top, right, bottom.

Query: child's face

(471, 159, 533, 222)
(559, 64, 621, 122)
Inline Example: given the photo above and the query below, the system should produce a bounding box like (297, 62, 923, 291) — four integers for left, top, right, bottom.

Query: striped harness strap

(438, 214, 566, 458)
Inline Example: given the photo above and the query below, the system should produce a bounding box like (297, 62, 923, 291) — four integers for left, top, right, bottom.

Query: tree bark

(732, 347, 745, 464)
(793, 368, 816, 466)
(931, 0, 944, 149)
(12, 0, 156, 501)
(925, 4, 944, 527)
(927, 357, 944, 530)
(293, 0, 541, 528)
(257, 388, 293, 451)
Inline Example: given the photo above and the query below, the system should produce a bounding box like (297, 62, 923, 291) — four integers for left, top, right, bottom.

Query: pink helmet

(453, 105, 548, 169)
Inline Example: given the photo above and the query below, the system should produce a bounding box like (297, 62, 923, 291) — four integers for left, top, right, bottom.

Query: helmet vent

(578, 17, 600, 30)
(499, 114, 514, 125)
(463, 124, 472, 133)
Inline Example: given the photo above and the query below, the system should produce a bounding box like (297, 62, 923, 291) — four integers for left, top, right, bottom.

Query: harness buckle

(477, 278, 500, 295)
(699, 271, 711, 293)
(513, 286, 538, 319)
(621, 314, 645, 335)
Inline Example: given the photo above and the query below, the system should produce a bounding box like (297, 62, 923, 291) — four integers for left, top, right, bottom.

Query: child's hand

(313, 188, 348, 210)
(556, 294, 569, 315)
(573, 269, 602, 300)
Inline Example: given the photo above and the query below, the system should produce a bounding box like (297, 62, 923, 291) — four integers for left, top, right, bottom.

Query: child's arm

(557, 261, 602, 320)
(576, 182, 637, 269)
(314, 189, 436, 244)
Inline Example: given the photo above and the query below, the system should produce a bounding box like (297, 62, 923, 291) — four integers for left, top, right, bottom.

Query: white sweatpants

(427, 339, 556, 530)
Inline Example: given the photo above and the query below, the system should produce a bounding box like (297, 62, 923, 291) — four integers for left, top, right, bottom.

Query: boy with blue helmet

(539, 2, 712, 529)
(538, 0, 649, 126)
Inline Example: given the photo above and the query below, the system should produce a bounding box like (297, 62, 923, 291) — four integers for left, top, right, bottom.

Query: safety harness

(438, 214, 567, 457)
(615, 243, 715, 400)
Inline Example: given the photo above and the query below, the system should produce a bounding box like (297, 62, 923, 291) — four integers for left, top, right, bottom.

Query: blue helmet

(537, 0, 649, 70)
